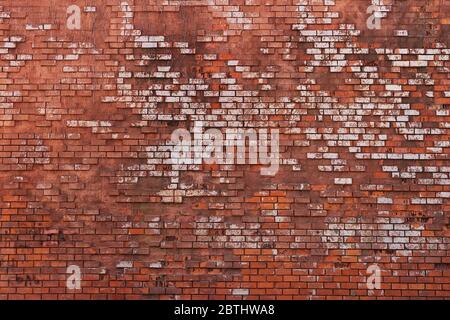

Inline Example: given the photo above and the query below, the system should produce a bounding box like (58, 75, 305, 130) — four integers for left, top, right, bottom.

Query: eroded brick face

(0, 0, 449, 300)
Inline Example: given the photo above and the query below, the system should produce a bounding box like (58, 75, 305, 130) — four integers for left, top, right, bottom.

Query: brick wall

(0, 0, 449, 299)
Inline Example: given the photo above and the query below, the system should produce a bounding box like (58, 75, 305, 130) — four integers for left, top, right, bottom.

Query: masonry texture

(0, 0, 449, 300)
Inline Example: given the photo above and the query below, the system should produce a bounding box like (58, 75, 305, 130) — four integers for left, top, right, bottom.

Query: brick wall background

(0, 0, 449, 299)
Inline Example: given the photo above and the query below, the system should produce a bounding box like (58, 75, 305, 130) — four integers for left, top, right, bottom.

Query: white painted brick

(232, 289, 249, 296)
(334, 178, 352, 185)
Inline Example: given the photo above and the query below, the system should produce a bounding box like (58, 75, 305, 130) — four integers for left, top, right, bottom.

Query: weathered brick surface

(0, 0, 449, 299)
